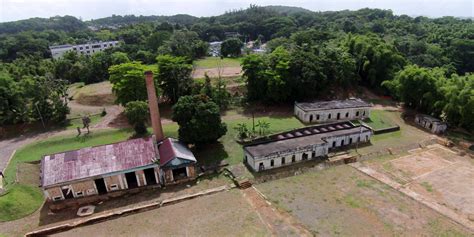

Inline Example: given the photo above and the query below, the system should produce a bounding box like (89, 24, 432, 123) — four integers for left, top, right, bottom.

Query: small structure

(158, 138, 197, 185)
(295, 98, 372, 123)
(40, 137, 160, 202)
(209, 41, 222, 57)
(415, 114, 447, 134)
(243, 121, 372, 172)
(49, 41, 120, 59)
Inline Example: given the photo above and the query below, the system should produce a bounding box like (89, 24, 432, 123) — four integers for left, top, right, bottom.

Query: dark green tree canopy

(108, 62, 159, 106)
(156, 55, 193, 103)
(221, 38, 243, 57)
(172, 95, 227, 145)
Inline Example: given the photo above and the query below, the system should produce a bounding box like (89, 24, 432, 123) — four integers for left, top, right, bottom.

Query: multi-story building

(49, 41, 120, 59)
(295, 98, 372, 123)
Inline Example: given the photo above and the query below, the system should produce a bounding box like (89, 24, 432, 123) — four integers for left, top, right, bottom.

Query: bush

(124, 101, 149, 135)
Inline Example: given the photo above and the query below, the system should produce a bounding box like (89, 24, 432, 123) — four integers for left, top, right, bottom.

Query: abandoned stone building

(243, 121, 372, 172)
(40, 71, 198, 202)
(40, 137, 161, 201)
(295, 98, 372, 123)
(158, 138, 197, 185)
(415, 114, 448, 134)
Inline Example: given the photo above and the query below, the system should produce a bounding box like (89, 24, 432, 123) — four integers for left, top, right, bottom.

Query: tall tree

(156, 55, 193, 103)
(172, 95, 227, 145)
(108, 62, 159, 105)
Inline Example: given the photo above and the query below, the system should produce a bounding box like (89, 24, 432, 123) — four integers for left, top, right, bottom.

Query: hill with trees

(0, 5, 472, 131)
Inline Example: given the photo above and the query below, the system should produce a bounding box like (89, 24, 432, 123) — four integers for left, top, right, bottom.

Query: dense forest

(0, 5, 473, 131)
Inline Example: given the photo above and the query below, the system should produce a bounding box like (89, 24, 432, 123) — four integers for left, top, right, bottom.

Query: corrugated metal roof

(41, 137, 157, 187)
(158, 138, 196, 167)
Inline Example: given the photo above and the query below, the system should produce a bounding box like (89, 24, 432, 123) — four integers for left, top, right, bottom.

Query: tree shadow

(192, 142, 229, 167)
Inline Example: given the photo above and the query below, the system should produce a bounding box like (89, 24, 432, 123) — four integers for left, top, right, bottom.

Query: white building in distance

(295, 98, 372, 123)
(244, 121, 372, 172)
(49, 41, 120, 59)
(415, 114, 447, 134)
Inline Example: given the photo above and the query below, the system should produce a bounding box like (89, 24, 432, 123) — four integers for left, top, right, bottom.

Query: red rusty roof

(158, 138, 196, 167)
(41, 137, 157, 187)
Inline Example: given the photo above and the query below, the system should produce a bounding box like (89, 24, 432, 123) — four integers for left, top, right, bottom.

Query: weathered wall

(296, 107, 371, 123)
(71, 180, 96, 197)
(104, 174, 124, 191)
(45, 187, 63, 201)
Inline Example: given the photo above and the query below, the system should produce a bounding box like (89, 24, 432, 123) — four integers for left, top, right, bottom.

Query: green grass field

(193, 57, 242, 69)
(363, 110, 397, 130)
(0, 114, 302, 221)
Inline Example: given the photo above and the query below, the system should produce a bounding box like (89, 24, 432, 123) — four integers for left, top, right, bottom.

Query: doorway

(61, 186, 74, 199)
(309, 115, 313, 122)
(337, 113, 341, 120)
(94, 178, 107, 195)
(144, 168, 157, 186)
(125, 172, 138, 189)
(172, 167, 188, 181)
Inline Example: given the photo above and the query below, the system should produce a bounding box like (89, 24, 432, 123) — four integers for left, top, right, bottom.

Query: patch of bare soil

(364, 145, 474, 231)
(51, 189, 269, 237)
(256, 165, 470, 236)
(242, 187, 312, 236)
(192, 66, 242, 78)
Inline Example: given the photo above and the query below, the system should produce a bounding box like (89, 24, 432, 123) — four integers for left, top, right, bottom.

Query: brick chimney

(144, 71, 164, 141)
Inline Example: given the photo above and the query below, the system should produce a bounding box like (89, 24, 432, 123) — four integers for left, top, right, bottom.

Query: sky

(0, 0, 472, 22)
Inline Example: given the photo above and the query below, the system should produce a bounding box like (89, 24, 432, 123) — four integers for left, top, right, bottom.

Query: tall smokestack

(144, 71, 164, 141)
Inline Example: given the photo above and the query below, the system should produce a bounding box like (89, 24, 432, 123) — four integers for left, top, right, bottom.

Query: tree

(241, 54, 269, 101)
(110, 52, 130, 65)
(347, 34, 405, 89)
(0, 71, 28, 125)
(158, 30, 208, 60)
(108, 62, 159, 106)
(234, 123, 249, 139)
(124, 101, 149, 135)
(440, 74, 474, 131)
(256, 120, 270, 136)
(156, 55, 193, 103)
(221, 38, 243, 57)
(172, 95, 227, 145)
(383, 65, 445, 114)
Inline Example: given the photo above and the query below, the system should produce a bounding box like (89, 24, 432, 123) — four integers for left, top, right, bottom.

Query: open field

(193, 56, 242, 69)
(52, 189, 269, 237)
(256, 165, 470, 236)
(361, 144, 474, 230)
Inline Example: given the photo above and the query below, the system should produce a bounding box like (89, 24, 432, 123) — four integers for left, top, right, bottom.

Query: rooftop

(158, 138, 196, 168)
(295, 98, 372, 112)
(244, 121, 371, 158)
(41, 137, 157, 187)
(416, 114, 446, 124)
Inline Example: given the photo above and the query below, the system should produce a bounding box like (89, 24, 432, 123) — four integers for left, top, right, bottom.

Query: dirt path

(93, 105, 124, 129)
(192, 67, 242, 78)
(241, 187, 313, 236)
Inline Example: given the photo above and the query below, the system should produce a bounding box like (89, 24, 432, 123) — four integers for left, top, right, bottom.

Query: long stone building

(243, 121, 372, 172)
(295, 98, 372, 123)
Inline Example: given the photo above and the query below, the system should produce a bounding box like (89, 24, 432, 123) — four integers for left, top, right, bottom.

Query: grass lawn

(193, 57, 242, 69)
(363, 110, 397, 130)
(0, 185, 43, 222)
(66, 114, 103, 129)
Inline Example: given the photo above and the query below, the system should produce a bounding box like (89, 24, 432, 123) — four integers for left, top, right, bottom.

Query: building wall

(246, 144, 327, 172)
(104, 174, 125, 191)
(415, 116, 447, 134)
(324, 130, 372, 149)
(50, 41, 120, 59)
(71, 180, 97, 198)
(246, 129, 373, 172)
(295, 106, 371, 123)
(44, 187, 63, 201)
